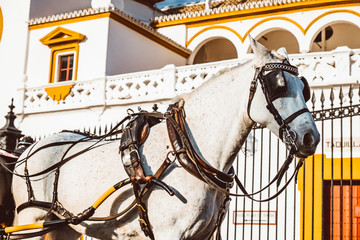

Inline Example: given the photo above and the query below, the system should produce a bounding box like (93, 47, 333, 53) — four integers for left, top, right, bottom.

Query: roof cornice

(153, 0, 360, 27)
(28, 7, 191, 58)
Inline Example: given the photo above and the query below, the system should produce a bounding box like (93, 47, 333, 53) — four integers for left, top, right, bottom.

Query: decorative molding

(186, 9, 360, 47)
(45, 84, 74, 103)
(187, 25, 244, 47)
(28, 7, 191, 58)
(28, 7, 115, 27)
(153, 0, 360, 27)
(40, 27, 86, 46)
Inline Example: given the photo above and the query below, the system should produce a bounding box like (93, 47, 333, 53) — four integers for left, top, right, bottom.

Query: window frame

(55, 51, 76, 83)
(49, 45, 79, 84)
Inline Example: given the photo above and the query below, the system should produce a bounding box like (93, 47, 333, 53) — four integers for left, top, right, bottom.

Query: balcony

(18, 47, 360, 115)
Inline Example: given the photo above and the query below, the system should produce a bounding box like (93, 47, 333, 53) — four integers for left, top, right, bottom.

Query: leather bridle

(247, 61, 310, 155)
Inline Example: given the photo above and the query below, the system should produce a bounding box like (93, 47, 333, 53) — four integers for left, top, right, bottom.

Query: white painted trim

(54, 50, 76, 83)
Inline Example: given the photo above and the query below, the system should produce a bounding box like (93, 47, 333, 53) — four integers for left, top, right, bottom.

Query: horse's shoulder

(18, 131, 89, 161)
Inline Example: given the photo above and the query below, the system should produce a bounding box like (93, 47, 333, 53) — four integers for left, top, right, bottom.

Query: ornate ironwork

(0, 99, 23, 152)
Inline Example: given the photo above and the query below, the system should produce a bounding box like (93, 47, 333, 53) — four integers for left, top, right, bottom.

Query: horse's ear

(275, 47, 289, 62)
(249, 35, 271, 66)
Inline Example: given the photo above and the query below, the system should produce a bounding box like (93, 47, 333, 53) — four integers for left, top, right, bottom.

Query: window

(58, 54, 74, 82)
(40, 27, 85, 102)
(40, 27, 85, 83)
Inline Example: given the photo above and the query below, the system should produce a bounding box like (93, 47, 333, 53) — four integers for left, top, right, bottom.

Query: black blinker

(300, 76, 310, 102)
(264, 69, 287, 101)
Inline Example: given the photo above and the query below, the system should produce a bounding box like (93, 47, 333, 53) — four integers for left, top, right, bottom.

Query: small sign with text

(233, 210, 277, 225)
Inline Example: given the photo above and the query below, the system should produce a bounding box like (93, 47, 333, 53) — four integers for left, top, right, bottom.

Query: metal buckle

(282, 128, 299, 153)
(166, 151, 178, 164)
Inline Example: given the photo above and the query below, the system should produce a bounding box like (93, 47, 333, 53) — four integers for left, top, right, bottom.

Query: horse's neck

(183, 61, 255, 171)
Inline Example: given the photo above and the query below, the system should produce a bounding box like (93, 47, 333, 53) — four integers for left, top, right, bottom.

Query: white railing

(19, 47, 360, 114)
(175, 59, 240, 93)
(290, 47, 360, 87)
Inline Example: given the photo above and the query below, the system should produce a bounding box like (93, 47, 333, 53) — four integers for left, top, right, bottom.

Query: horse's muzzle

(295, 129, 320, 158)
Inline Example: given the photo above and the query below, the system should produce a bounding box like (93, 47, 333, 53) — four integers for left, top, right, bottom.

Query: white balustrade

(105, 67, 175, 105)
(290, 47, 360, 87)
(175, 59, 241, 93)
(20, 48, 360, 114)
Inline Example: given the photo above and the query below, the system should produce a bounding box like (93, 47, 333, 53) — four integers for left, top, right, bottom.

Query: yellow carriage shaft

(0, 178, 131, 234)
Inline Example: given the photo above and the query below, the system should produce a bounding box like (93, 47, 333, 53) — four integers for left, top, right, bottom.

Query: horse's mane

(173, 58, 253, 103)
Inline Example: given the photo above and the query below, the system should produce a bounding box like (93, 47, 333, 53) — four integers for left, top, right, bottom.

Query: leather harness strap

(88, 153, 176, 222)
(118, 112, 176, 240)
(166, 102, 235, 191)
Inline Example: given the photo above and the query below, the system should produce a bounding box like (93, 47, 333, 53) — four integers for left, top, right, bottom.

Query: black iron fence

(25, 85, 360, 240)
(222, 85, 360, 240)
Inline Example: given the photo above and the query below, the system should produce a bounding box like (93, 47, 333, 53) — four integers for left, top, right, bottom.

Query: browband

(262, 63, 299, 76)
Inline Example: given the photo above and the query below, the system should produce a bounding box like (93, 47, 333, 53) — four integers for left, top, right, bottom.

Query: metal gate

(222, 85, 360, 240)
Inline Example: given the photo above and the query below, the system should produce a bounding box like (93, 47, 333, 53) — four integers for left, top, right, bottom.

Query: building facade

(0, 0, 359, 239)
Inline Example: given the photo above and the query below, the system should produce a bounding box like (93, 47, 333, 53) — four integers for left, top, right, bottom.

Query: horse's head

(247, 37, 320, 158)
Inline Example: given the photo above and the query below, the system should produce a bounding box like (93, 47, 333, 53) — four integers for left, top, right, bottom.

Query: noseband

(247, 61, 310, 154)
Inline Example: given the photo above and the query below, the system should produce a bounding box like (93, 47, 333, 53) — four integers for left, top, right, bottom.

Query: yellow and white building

(0, 0, 359, 239)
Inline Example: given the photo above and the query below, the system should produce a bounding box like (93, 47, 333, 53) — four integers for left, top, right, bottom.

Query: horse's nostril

(303, 132, 314, 147)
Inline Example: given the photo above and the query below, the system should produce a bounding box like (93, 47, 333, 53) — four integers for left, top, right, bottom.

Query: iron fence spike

(311, 91, 316, 104)
(348, 85, 353, 100)
(339, 86, 344, 105)
(320, 90, 325, 104)
(330, 88, 335, 103)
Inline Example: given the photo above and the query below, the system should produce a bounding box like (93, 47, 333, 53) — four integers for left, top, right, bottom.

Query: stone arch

(305, 10, 360, 52)
(244, 18, 303, 54)
(191, 37, 238, 64)
(187, 26, 242, 64)
(249, 29, 300, 54)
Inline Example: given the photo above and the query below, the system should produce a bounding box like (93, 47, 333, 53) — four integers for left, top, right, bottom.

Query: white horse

(11, 38, 319, 240)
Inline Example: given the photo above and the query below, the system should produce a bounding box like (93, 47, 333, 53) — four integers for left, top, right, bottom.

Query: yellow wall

(297, 154, 360, 240)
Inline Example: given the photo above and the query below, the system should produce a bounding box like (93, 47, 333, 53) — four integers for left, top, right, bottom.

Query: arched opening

(248, 30, 300, 54)
(193, 38, 237, 64)
(311, 22, 360, 52)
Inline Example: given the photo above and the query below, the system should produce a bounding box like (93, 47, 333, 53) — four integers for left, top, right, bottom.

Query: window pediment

(40, 27, 85, 46)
